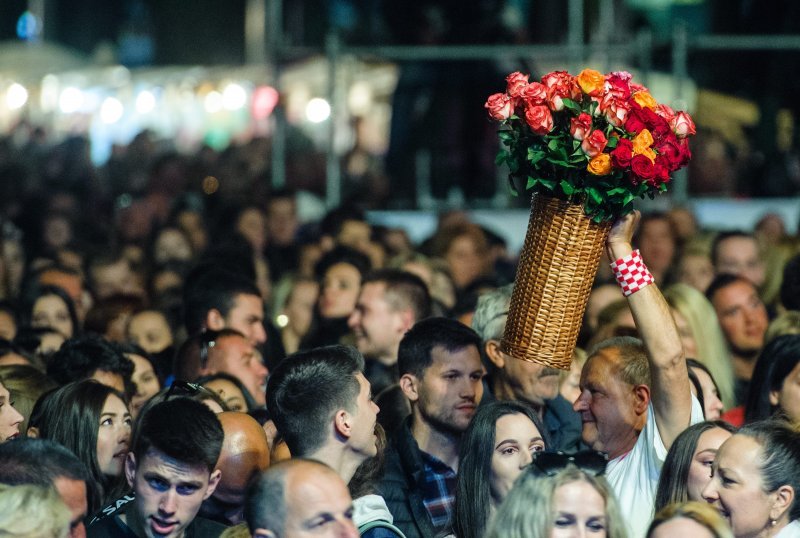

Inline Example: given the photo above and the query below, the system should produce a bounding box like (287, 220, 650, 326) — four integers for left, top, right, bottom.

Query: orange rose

(587, 154, 612, 175)
(577, 69, 605, 97)
(632, 129, 654, 155)
(632, 90, 657, 110)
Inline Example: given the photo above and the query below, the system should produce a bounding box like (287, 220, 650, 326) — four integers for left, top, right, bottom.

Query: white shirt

(606, 396, 703, 538)
(775, 521, 800, 537)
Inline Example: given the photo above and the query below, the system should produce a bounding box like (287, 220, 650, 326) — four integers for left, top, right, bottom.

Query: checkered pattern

(610, 249, 654, 296)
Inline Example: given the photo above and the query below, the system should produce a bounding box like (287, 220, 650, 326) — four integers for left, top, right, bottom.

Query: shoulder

(186, 516, 229, 537)
(88, 494, 136, 527)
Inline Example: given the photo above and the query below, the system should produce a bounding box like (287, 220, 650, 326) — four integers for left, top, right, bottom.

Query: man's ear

(769, 390, 780, 407)
(399, 373, 419, 403)
(205, 309, 225, 331)
(254, 530, 277, 538)
(398, 309, 415, 333)
(484, 340, 506, 369)
(334, 409, 352, 439)
(124, 453, 137, 489)
(632, 384, 650, 414)
(203, 469, 222, 500)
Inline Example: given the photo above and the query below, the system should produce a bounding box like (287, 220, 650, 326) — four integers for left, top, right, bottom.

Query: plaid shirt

(419, 451, 457, 532)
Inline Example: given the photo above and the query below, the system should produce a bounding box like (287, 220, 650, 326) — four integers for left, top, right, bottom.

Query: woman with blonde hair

(664, 283, 736, 409)
(648, 501, 734, 538)
(0, 483, 71, 537)
(486, 452, 627, 538)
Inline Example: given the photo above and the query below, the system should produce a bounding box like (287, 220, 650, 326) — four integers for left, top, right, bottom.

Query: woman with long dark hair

(452, 400, 550, 538)
(744, 334, 800, 424)
(35, 379, 131, 513)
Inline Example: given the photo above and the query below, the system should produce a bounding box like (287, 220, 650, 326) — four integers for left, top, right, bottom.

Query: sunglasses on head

(531, 450, 609, 477)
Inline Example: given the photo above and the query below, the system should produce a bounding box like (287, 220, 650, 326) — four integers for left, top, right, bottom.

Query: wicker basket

(500, 193, 612, 369)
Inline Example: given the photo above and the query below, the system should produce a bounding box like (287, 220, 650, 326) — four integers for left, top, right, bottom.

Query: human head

(398, 317, 484, 435)
(430, 222, 490, 290)
(28, 284, 80, 339)
(88, 251, 144, 300)
(348, 269, 431, 363)
(635, 212, 677, 280)
(0, 364, 57, 435)
(654, 420, 736, 512)
(711, 231, 765, 288)
(198, 372, 255, 413)
(472, 284, 562, 408)
(183, 266, 266, 344)
(315, 246, 371, 320)
(702, 420, 800, 537)
(574, 336, 651, 458)
(0, 301, 18, 341)
(114, 343, 161, 419)
(265, 189, 298, 247)
(0, 376, 23, 442)
(0, 483, 71, 538)
(676, 247, 715, 294)
(202, 329, 268, 407)
(485, 464, 625, 538)
(319, 204, 371, 255)
(200, 412, 270, 526)
(779, 254, 800, 311)
(706, 274, 768, 360)
(47, 334, 134, 395)
(83, 294, 144, 342)
(151, 226, 194, 266)
(126, 309, 174, 354)
(744, 334, 800, 423)
(648, 501, 734, 538)
(686, 359, 724, 420)
(0, 437, 91, 538)
(453, 400, 550, 538)
(267, 345, 376, 459)
(245, 459, 358, 538)
(277, 277, 318, 344)
(35, 380, 131, 513)
(765, 311, 800, 343)
(125, 397, 223, 538)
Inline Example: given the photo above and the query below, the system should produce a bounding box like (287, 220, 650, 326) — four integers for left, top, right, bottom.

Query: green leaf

(605, 137, 618, 149)
(586, 186, 603, 204)
(547, 138, 561, 151)
(528, 149, 546, 164)
(527, 176, 537, 190)
(561, 98, 581, 114)
(560, 180, 575, 195)
(539, 178, 557, 190)
(495, 152, 507, 166)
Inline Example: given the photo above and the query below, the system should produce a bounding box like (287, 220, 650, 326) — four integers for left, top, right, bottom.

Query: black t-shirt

(87, 495, 226, 538)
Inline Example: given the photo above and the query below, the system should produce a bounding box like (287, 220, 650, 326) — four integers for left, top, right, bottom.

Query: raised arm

(606, 210, 692, 450)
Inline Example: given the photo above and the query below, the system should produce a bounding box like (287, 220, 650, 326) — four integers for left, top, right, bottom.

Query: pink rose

(611, 138, 634, 168)
(541, 71, 580, 111)
(581, 129, 608, 158)
(655, 103, 676, 124)
(485, 93, 513, 121)
(506, 72, 530, 98)
(602, 97, 630, 127)
(520, 82, 547, 105)
(524, 105, 554, 135)
(570, 113, 593, 141)
(671, 111, 696, 138)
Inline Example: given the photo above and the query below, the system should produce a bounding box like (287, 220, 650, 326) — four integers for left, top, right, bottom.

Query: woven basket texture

(500, 194, 612, 369)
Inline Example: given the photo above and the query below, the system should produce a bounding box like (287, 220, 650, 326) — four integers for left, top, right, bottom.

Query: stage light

(305, 98, 330, 123)
(6, 83, 28, 110)
(100, 97, 124, 124)
(59, 87, 83, 113)
(135, 90, 156, 114)
(222, 83, 247, 110)
(204, 91, 223, 113)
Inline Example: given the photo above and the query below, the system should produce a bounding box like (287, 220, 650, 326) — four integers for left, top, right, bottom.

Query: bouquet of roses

(485, 69, 696, 223)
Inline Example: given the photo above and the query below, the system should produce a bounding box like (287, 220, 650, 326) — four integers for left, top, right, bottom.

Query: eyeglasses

(531, 450, 609, 477)
(198, 330, 219, 370)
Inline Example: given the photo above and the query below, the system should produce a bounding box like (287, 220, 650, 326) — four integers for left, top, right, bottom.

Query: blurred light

(135, 90, 156, 114)
(100, 97, 124, 124)
(348, 81, 372, 116)
(252, 86, 279, 119)
(305, 98, 331, 123)
(6, 83, 28, 110)
(16, 11, 39, 40)
(204, 91, 222, 113)
(59, 87, 84, 114)
(275, 314, 289, 328)
(222, 83, 247, 110)
(202, 176, 220, 194)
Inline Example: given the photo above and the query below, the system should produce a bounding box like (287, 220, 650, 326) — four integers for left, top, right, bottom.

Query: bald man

(245, 459, 358, 538)
(200, 412, 270, 526)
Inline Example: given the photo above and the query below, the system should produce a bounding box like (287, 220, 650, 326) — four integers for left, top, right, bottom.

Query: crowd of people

(1, 128, 800, 537)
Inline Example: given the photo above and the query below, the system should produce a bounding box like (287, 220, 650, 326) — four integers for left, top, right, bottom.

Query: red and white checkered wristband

(610, 249, 654, 297)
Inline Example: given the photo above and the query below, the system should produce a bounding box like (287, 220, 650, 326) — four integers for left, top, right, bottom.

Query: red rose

(581, 129, 608, 158)
(485, 93, 513, 121)
(525, 104, 554, 135)
(520, 82, 547, 105)
(570, 113, 593, 141)
(671, 111, 697, 138)
(611, 138, 634, 168)
(631, 154, 656, 180)
(624, 103, 649, 134)
(678, 138, 692, 166)
(541, 71, 580, 111)
(656, 135, 683, 171)
(648, 114, 673, 142)
(506, 72, 529, 98)
(604, 74, 631, 101)
(653, 156, 671, 185)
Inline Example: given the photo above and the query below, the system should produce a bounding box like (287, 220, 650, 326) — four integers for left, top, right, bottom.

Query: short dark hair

(173, 328, 245, 382)
(313, 245, 371, 281)
(0, 437, 91, 486)
(319, 204, 367, 239)
(182, 267, 261, 335)
(654, 420, 737, 512)
(362, 269, 432, 322)
(705, 273, 755, 304)
(744, 335, 800, 423)
(266, 345, 364, 456)
(780, 254, 800, 311)
(46, 334, 134, 393)
(133, 398, 223, 473)
(710, 230, 757, 267)
(397, 317, 481, 378)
